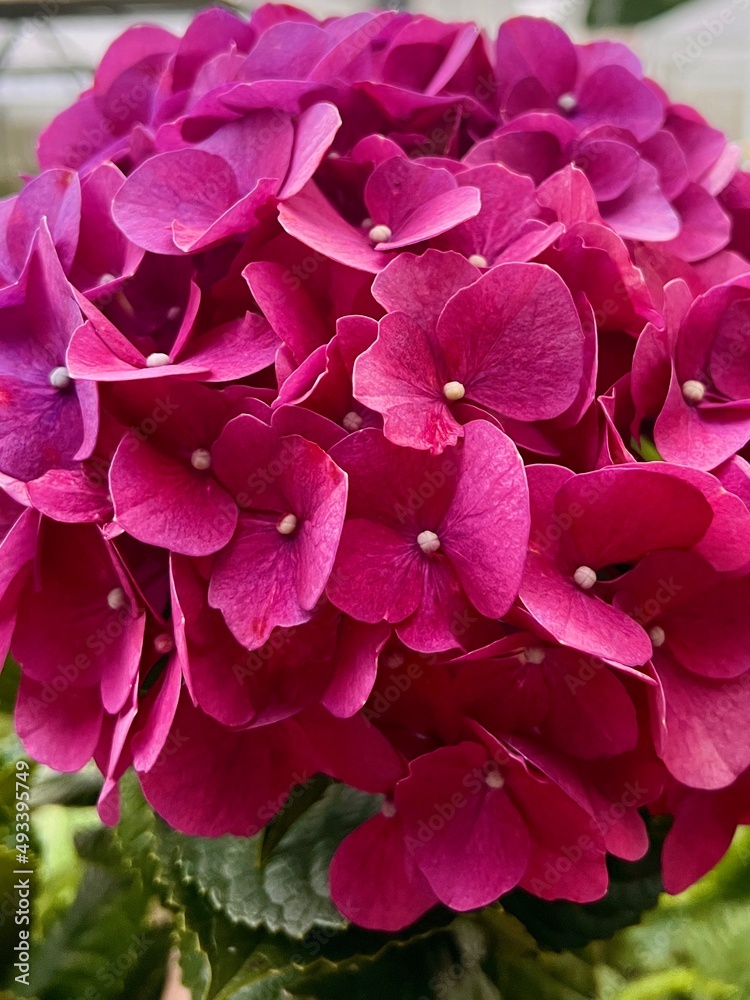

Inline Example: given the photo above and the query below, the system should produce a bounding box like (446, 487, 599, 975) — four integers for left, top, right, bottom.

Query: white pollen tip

(327, 150, 341, 160)
(443, 381, 466, 402)
(381, 800, 397, 818)
(107, 587, 126, 611)
(98, 272, 117, 285)
(649, 625, 666, 648)
(145, 352, 172, 368)
(167, 306, 181, 322)
(190, 448, 212, 471)
(49, 366, 71, 389)
(368, 223, 393, 245)
(558, 92, 577, 112)
(468, 253, 488, 268)
(343, 411, 364, 432)
(524, 647, 546, 665)
(154, 633, 174, 655)
(277, 513, 298, 536)
(485, 770, 505, 789)
(681, 379, 706, 404)
(573, 565, 597, 590)
(417, 529, 440, 554)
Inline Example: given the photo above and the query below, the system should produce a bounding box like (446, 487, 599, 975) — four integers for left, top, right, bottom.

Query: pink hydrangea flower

(3, 3, 750, 934)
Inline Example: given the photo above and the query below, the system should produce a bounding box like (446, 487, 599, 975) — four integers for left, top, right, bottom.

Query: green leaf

(158, 783, 380, 940)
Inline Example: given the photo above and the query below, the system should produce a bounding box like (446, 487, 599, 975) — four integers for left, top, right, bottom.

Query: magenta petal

(330, 812, 437, 931)
(328, 519, 422, 625)
(441, 421, 529, 618)
(112, 150, 239, 254)
(110, 434, 238, 557)
(372, 249, 481, 331)
(139, 693, 307, 836)
(436, 263, 585, 421)
(654, 649, 750, 790)
(560, 465, 713, 567)
(16, 674, 103, 772)
(323, 618, 390, 717)
(280, 102, 342, 199)
(398, 743, 531, 909)
(279, 182, 387, 273)
(661, 787, 740, 893)
(354, 311, 462, 453)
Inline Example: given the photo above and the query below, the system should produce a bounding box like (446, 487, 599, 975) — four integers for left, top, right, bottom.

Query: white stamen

(145, 352, 172, 368)
(154, 633, 174, 655)
(558, 92, 577, 112)
(368, 223, 393, 244)
(468, 253, 488, 268)
(277, 513, 298, 536)
(190, 448, 212, 471)
(523, 647, 546, 665)
(98, 272, 117, 285)
(361, 216, 372, 228)
(327, 150, 341, 160)
(417, 529, 440, 554)
(167, 306, 181, 322)
(485, 769, 505, 789)
(681, 379, 706, 404)
(443, 381, 466, 401)
(649, 625, 666, 648)
(381, 800, 396, 818)
(107, 587, 126, 610)
(573, 565, 597, 590)
(49, 366, 71, 389)
(342, 411, 364, 432)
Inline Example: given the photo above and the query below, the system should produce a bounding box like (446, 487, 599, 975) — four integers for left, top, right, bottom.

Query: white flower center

(573, 565, 597, 590)
(468, 253, 488, 268)
(681, 379, 706, 404)
(154, 633, 174, 655)
(190, 448, 212, 471)
(558, 92, 577, 112)
(342, 411, 363, 432)
(381, 800, 396, 818)
(443, 381, 466, 401)
(417, 530, 440, 554)
(277, 513, 298, 536)
(485, 769, 505, 789)
(145, 352, 172, 368)
(649, 625, 666, 647)
(523, 647, 546, 665)
(368, 224, 393, 244)
(107, 587, 126, 610)
(49, 366, 71, 389)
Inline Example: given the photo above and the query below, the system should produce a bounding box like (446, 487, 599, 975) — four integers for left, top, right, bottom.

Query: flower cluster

(3, 5, 750, 931)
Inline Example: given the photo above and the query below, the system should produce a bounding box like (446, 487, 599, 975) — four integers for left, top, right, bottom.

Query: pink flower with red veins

(353, 249, 587, 454)
(279, 154, 481, 272)
(614, 548, 750, 790)
(207, 412, 348, 650)
(519, 463, 713, 666)
(0, 223, 98, 482)
(12, 522, 147, 772)
(633, 275, 750, 470)
(331, 735, 608, 930)
(326, 423, 529, 653)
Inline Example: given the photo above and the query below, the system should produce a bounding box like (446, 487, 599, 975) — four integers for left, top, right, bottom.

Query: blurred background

(0, 0, 749, 194)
